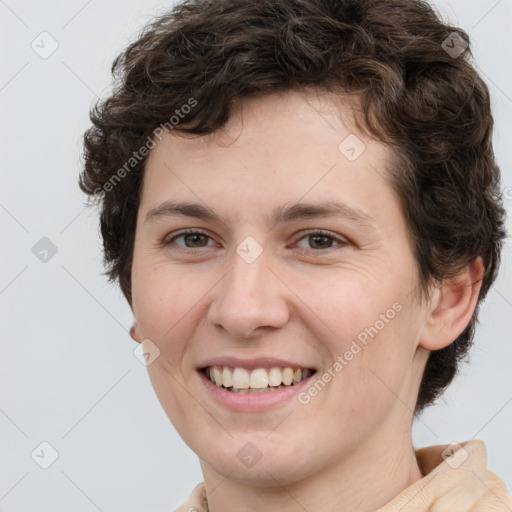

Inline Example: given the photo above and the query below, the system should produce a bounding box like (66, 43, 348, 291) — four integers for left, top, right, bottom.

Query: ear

(130, 322, 142, 344)
(419, 257, 484, 351)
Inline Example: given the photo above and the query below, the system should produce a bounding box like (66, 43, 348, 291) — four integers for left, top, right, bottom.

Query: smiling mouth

(201, 365, 317, 393)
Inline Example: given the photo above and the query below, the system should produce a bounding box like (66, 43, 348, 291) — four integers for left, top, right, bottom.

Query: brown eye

(165, 230, 214, 249)
(181, 233, 209, 248)
(308, 234, 334, 249)
(295, 230, 348, 252)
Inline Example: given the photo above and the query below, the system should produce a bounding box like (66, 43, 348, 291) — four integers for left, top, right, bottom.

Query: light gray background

(1, 1, 511, 510)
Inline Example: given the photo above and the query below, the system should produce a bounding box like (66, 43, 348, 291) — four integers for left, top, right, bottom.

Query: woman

(80, 0, 512, 509)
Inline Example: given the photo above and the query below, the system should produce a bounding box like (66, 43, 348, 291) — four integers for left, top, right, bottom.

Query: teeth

(222, 366, 233, 387)
(204, 365, 315, 391)
(213, 366, 223, 386)
(230, 385, 288, 394)
(232, 367, 250, 389)
(268, 367, 282, 386)
(249, 368, 269, 389)
(282, 367, 294, 385)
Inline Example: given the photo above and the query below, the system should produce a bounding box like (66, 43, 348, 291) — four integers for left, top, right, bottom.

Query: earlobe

(419, 257, 484, 351)
(130, 322, 141, 343)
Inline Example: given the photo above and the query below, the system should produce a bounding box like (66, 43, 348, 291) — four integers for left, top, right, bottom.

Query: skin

(129, 89, 483, 512)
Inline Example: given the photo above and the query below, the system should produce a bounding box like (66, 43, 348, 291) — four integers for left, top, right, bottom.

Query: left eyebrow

(270, 201, 378, 229)
(144, 200, 378, 229)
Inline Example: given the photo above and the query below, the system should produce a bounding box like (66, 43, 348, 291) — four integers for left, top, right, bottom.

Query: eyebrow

(144, 200, 378, 229)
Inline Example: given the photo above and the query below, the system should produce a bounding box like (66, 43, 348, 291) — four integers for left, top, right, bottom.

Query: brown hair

(79, 0, 507, 415)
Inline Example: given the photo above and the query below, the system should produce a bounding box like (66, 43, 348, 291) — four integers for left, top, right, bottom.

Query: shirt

(172, 440, 512, 511)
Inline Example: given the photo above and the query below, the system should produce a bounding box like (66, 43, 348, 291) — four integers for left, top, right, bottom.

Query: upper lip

(197, 357, 318, 371)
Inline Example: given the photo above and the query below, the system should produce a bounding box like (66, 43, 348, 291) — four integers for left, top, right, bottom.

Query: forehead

(139, 90, 400, 230)
(157, 90, 366, 155)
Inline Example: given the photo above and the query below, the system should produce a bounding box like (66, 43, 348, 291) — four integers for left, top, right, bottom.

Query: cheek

(291, 267, 403, 344)
(340, 308, 418, 425)
(131, 262, 190, 347)
(297, 275, 415, 413)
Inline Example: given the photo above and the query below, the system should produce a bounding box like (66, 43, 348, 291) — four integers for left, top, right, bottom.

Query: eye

(164, 229, 215, 250)
(294, 230, 348, 251)
(162, 229, 348, 253)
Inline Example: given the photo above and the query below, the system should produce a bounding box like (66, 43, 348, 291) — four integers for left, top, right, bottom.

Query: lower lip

(197, 369, 316, 412)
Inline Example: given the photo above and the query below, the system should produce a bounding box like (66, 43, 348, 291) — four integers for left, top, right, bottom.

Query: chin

(197, 439, 322, 487)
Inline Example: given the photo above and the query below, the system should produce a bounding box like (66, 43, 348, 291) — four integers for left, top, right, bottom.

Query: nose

(207, 245, 291, 339)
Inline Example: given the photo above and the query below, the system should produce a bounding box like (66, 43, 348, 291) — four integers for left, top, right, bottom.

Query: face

(130, 90, 430, 485)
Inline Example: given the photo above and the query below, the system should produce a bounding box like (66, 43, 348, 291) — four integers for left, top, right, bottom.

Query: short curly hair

(79, 0, 507, 415)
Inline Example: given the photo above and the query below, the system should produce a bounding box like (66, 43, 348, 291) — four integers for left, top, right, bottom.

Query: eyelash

(163, 229, 348, 253)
